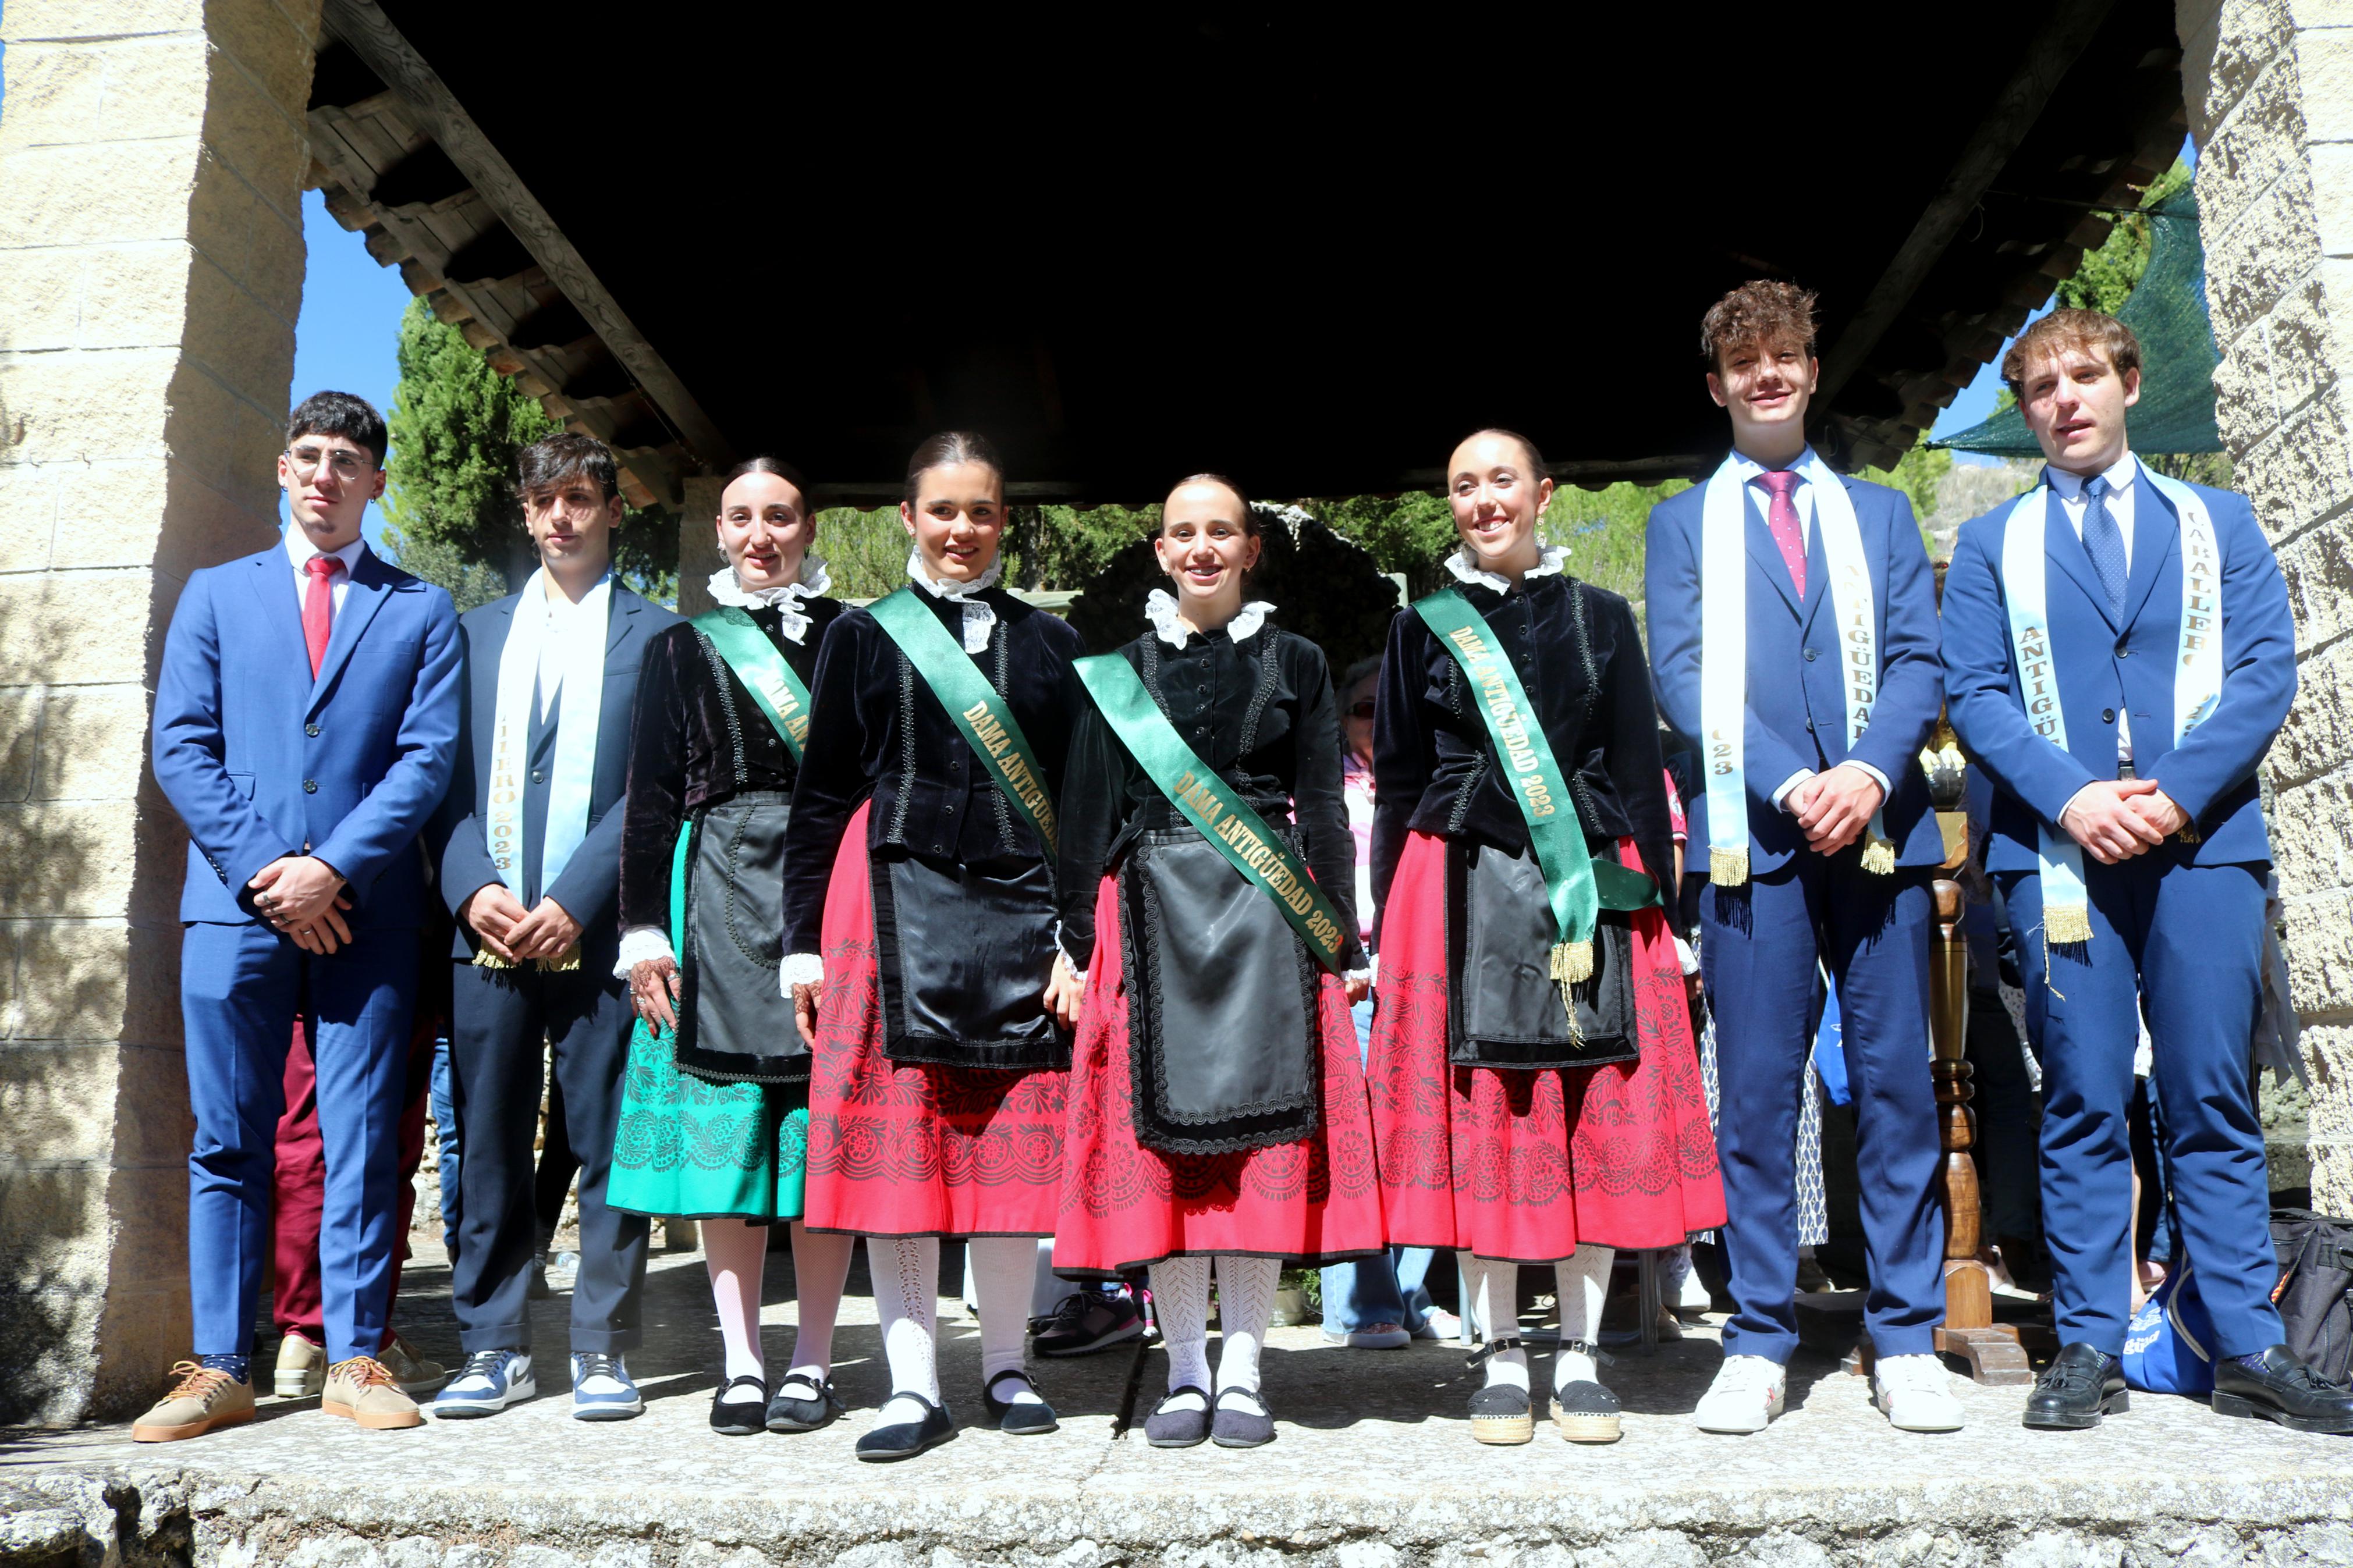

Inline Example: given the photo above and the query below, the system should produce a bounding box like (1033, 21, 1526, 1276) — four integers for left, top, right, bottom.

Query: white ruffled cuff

(1673, 934, 1700, 977)
(613, 926, 676, 979)
(1344, 966, 1372, 986)
(782, 952, 825, 995)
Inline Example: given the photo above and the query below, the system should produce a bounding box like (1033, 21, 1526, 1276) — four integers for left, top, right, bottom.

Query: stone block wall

(0, 0, 322, 1423)
(2179, 0, 2353, 1206)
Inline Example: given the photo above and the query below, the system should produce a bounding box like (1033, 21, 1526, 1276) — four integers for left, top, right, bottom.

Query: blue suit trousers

(1997, 851, 2280, 1356)
(1701, 852, 1945, 1360)
(182, 921, 418, 1365)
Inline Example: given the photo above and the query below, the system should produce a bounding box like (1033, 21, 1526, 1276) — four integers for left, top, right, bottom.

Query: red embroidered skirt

(804, 804, 1068, 1239)
(1053, 873, 1386, 1274)
(1368, 830, 1725, 1262)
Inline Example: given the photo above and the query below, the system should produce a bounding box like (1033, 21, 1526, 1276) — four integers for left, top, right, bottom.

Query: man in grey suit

(427, 432, 676, 1421)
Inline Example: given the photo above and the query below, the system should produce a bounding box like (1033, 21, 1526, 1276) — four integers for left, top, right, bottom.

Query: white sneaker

(1872, 1353, 1965, 1432)
(1694, 1354, 1787, 1433)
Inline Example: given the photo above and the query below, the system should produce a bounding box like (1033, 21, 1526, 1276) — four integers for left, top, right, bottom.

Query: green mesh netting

(1933, 191, 2221, 457)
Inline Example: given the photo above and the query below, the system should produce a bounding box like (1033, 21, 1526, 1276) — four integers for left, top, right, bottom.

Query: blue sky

(292, 191, 413, 547)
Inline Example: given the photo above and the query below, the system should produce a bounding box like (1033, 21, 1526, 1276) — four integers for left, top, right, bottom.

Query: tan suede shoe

(378, 1335, 446, 1397)
(322, 1356, 423, 1429)
(131, 1361, 255, 1442)
(274, 1332, 326, 1398)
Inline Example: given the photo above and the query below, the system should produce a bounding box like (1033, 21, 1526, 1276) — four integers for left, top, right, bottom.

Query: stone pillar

(2178, 0, 2353, 1206)
(675, 476, 723, 616)
(0, 0, 321, 1422)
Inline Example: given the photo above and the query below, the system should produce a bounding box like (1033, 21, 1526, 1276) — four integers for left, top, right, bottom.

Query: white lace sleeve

(782, 952, 826, 994)
(613, 926, 676, 979)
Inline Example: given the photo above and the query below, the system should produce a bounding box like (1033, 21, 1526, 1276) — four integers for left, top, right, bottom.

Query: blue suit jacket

(152, 542, 463, 927)
(1645, 466, 1946, 876)
(1941, 475, 2292, 872)
(427, 583, 676, 959)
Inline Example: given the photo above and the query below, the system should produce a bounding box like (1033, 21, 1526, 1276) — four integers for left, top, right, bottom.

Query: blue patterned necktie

(2080, 474, 2127, 616)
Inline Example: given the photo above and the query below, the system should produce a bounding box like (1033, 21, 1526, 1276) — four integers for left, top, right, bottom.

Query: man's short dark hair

(517, 431, 622, 504)
(286, 390, 388, 468)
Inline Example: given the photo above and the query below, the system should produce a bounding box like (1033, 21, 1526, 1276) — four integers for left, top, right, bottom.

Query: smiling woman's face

(1153, 479, 1259, 621)
(717, 471, 814, 591)
(900, 460, 1005, 582)
(1447, 431, 1551, 575)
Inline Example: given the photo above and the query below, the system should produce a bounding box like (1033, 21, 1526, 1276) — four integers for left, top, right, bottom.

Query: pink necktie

(1754, 470, 1807, 600)
(303, 556, 343, 677)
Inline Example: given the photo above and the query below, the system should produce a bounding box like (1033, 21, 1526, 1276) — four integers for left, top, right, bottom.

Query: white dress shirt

(531, 571, 611, 722)
(2046, 450, 2140, 765)
(283, 528, 363, 618)
(1722, 446, 1892, 810)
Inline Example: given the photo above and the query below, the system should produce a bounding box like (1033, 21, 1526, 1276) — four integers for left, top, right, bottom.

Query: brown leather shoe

(132, 1361, 255, 1442)
(378, 1335, 447, 1398)
(323, 1356, 423, 1430)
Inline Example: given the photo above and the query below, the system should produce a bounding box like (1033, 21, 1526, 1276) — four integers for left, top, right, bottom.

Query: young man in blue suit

(1647, 282, 1959, 1434)
(1943, 310, 2350, 1432)
(428, 433, 673, 1422)
(143, 392, 461, 1439)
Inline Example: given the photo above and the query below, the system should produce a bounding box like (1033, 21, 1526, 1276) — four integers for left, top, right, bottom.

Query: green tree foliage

(381, 298, 678, 609)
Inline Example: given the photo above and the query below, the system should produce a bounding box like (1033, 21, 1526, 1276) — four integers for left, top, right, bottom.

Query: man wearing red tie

(141, 392, 461, 1440)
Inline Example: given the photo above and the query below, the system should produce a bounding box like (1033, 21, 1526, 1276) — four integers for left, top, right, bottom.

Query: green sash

(868, 586, 1059, 854)
(1073, 653, 1354, 975)
(1414, 588, 1656, 982)
(691, 608, 812, 761)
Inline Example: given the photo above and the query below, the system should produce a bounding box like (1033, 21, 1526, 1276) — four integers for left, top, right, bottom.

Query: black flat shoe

(856, 1392, 957, 1462)
(1144, 1386, 1211, 1448)
(765, 1372, 845, 1434)
(982, 1370, 1059, 1435)
(2023, 1342, 2128, 1430)
(1552, 1381, 1623, 1444)
(710, 1374, 767, 1436)
(1468, 1338, 1535, 1445)
(2212, 1345, 2353, 1434)
(1211, 1387, 1276, 1448)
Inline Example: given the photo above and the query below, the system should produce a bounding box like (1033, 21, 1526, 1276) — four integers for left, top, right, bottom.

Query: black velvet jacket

(1056, 618, 1364, 974)
(1370, 570, 1675, 950)
(781, 585, 1087, 959)
(618, 598, 845, 938)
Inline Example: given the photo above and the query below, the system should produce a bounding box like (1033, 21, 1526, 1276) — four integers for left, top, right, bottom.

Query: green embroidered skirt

(607, 1016, 808, 1222)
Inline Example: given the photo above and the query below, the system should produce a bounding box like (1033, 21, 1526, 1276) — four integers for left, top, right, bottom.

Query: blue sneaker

(570, 1352, 643, 1421)
(432, 1349, 534, 1419)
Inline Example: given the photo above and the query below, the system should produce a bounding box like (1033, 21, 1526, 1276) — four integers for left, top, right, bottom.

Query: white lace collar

(1145, 588, 1276, 649)
(906, 549, 1002, 653)
(705, 556, 831, 643)
(1446, 542, 1569, 594)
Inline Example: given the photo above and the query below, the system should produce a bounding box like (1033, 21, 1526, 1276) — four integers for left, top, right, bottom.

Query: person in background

(1320, 655, 1455, 1350)
(429, 432, 673, 1423)
(141, 390, 460, 1440)
(1941, 308, 2351, 1432)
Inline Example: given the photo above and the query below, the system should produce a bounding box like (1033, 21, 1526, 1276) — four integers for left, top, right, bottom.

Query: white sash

(484, 570, 611, 964)
(1997, 458, 2222, 947)
(1698, 451, 1893, 885)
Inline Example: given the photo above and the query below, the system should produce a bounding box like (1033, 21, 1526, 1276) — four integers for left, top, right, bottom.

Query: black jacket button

(1804, 648, 1818, 662)
(2102, 708, 2116, 724)
(305, 723, 321, 737)
(303, 779, 318, 794)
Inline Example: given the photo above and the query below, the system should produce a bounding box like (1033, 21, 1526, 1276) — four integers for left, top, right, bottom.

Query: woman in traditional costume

(1052, 475, 1383, 1449)
(1368, 429, 1726, 1446)
(783, 431, 1086, 1462)
(608, 457, 858, 1437)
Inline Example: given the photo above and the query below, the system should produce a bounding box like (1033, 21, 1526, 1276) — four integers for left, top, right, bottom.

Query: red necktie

(1754, 469, 1807, 599)
(303, 556, 343, 677)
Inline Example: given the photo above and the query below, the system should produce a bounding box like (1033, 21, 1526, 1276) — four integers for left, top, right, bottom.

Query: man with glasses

(427, 432, 672, 1421)
(143, 391, 461, 1439)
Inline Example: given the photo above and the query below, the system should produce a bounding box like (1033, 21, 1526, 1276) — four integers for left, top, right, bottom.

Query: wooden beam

(319, 0, 737, 471)
(1816, 0, 2117, 406)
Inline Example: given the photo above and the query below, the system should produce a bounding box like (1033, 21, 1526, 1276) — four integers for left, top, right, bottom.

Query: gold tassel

(2045, 904, 2094, 946)
(2178, 822, 2202, 845)
(1709, 847, 1748, 887)
(471, 949, 514, 970)
(1550, 940, 1593, 986)
(470, 944, 583, 972)
(1859, 834, 1897, 876)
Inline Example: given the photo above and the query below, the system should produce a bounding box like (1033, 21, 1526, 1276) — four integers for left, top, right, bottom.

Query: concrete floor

(7, 1242, 2353, 1567)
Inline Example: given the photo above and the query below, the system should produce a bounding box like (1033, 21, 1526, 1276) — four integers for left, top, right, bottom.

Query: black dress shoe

(1211, 1387, 1276, 1448)
(2212, 1345, 2353, 1434)
(1143, 1386, 1211, 1448)
(765, 1373, 845, 1434)
(710, 1374, 767, 1437)
(982, 1370, 1059, 1435)
(2023, 1342, 2128, 1430)
(856, 1392, 956, 1462)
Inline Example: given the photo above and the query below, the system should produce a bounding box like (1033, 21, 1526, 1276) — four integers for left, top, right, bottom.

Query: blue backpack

(2122, 1260, 2216, 1395)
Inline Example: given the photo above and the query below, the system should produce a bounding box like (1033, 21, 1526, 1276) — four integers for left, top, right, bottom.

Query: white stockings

(1149, 1254, 1280, 1413)
(1465, 1256, 1529, 1391)
(871, 1235, 940, 1422)
(1553, 1245, 1614, 1388)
